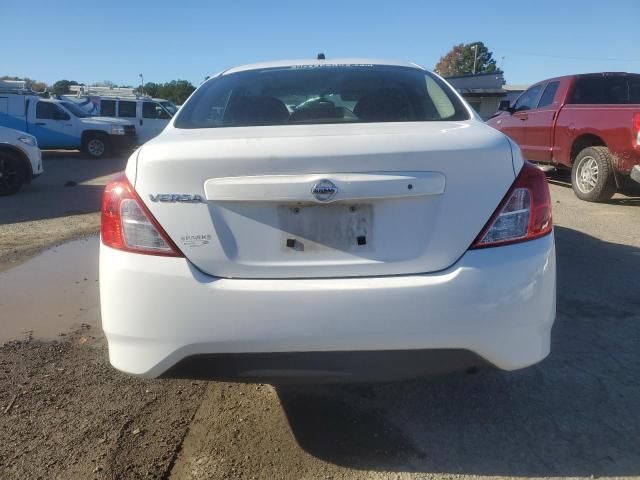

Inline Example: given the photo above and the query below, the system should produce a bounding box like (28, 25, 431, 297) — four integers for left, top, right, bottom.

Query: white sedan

(0, 126, 43, 195)
(99, 58, 555, 382)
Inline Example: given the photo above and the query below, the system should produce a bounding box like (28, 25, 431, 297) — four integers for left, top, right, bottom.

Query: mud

(0, 236, 100, 344)
(0, 333, 206, 480)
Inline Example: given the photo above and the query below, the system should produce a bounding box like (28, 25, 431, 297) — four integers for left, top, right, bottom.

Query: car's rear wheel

(571, 146, 616, 202)
(0, 152, 27, 196)
(83, 134, 110, 158)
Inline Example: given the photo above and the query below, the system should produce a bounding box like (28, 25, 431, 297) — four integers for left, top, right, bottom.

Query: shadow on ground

(546, 169, 640, 205)
(0, 151, 127, 224)
(277, 226, 640, 476)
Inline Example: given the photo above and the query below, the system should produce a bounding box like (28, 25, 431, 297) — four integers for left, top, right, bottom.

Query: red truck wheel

(571, 146, 616, 202)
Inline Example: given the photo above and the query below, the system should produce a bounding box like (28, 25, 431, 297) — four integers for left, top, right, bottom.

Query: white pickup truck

(63, 86, 178, 144)
(0, 125, 43, 195)
(0, 90, 137, 158)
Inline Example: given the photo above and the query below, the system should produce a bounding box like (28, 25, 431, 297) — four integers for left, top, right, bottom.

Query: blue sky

(2, 0, 636, 87)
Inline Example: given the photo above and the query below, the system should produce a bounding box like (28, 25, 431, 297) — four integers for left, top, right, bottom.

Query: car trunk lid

(135, 121, 515, 279)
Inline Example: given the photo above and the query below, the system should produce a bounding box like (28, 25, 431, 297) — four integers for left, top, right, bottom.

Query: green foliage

(51, 79, 79, 96)
(141, 82, 160, 98)
(434, 42, 500, 77)
(4, 74, 195, 105)
(136, 80, 195, 105)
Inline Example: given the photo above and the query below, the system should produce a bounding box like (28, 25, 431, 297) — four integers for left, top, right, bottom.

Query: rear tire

(83, 134, 110, 159)
(571, 146, 616, 202)
(0, 152, 27, 195)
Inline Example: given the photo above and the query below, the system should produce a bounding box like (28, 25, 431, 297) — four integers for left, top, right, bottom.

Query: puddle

(0, 236, 100, 344)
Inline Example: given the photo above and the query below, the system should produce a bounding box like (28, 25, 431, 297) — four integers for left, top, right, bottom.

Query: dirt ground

(1, 152, 639, 479)
(0, 151, 127, 272)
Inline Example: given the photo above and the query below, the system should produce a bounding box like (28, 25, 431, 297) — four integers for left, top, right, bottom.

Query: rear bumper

(100, 233, 556, 381)
(161, 350, 487, 383)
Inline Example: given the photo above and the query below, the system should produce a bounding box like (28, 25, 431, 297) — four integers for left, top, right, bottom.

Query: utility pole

(472, 44, 478, 75)
(139, 73, 144, 95)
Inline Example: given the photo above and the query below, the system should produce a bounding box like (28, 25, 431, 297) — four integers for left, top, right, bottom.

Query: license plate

(277, 203, 373, 251)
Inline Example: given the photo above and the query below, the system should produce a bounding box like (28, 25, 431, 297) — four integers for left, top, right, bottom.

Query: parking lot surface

(0, 153, 639, 479)
(0, 151, 127, 272)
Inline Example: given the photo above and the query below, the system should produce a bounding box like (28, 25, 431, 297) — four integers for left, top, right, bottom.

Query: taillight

(633, 113, 640, 145)
(471, 162, 552, 249)
(101, 174, 183, 257)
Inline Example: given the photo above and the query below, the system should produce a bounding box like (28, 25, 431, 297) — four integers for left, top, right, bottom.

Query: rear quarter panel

(555, 104, 640, 173)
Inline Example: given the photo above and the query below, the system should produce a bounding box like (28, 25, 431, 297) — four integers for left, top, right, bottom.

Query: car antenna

(317, 53, 326, 60)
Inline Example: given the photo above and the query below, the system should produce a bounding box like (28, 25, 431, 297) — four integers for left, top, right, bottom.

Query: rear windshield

(569, 74, 640, 104)
(174, 65, 469, 129)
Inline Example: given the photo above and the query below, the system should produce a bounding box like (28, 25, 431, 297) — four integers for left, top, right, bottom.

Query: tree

(135, 80, 195, 104)
(140, 82, 160, 98)
(52, 79, 79, 95)
(434, 42, 499, 77)
(30, 81, 48, 92)
(159, 80, 195, 104)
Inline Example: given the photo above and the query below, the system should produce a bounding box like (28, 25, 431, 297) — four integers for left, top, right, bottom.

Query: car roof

(529, 72, 638, 86)
(220, 58, 426, 76)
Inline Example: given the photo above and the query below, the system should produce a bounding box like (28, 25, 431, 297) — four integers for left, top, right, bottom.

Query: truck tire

(83, 133, 110, 159)
(571, 146, 616, 202)
(0, 152, 27, 195)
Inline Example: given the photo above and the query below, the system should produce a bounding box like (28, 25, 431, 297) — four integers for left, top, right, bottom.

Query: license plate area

(277, 203, 373, 252)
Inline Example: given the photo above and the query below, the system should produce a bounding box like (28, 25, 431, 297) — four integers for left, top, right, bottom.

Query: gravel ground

(0, 151, 126, 272)
(0, 155, 639, 479)
(0, 333, 206, 480)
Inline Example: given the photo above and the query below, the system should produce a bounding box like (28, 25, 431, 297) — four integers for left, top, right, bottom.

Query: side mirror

(498, 100, 512, 112)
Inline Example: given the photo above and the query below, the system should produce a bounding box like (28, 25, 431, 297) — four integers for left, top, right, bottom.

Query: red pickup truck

(487, 72, 640, 201)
